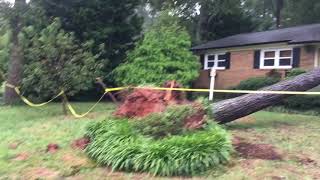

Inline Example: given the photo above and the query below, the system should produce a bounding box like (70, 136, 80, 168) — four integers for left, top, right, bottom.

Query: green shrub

(232, 76, 280, 91)
(132, 105, 196, 139)
(85, 119, 232, 176)
(282, 95, 320, 110)
(286, 68, 306, 78)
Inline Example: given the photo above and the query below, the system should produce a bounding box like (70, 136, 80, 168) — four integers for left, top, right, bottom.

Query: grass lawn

(0, 103, 319, 179)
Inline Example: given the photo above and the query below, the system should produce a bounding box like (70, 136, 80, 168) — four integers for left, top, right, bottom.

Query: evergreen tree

(113, 13, 200, 86)
(21, 19, 103, 113)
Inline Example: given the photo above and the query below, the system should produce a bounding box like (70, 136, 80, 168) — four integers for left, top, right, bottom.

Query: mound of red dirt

(71, 137, 90, 150)
(114, 81, 206, 129)
(233, 137, 283, 160)
(115, 81, 188, 118)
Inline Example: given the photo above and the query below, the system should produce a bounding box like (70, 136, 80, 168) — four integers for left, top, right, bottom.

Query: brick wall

(193, 46, 315, 89)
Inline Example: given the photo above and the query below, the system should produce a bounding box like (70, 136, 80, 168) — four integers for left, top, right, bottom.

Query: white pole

(209, 69, 216, 101)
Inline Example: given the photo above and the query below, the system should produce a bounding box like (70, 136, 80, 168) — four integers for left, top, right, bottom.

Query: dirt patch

(62, 154, 89, 167)
(236, 116, 256, 124)
(71, 137, 90, 150)
(233, 137, 283, 160)
(291, 154, 318, 166)
(8, 141, 21, 150)
(24, 167, 59, 180)
(12, 152, 29, 161)
(47, 144, 60, 153)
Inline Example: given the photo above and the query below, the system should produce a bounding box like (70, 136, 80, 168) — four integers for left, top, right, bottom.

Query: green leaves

(85, 118, 232, 176)
(20, 18, 104, 101)
(113, 12, 200, 87)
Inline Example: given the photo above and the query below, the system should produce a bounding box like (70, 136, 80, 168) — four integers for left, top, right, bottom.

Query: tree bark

(275, 0, 284, 28)
(61, 93, 68, 116)
(213, 68, 320, 124)
(4, 0, 26, 105)
(195, 2, 209, 44)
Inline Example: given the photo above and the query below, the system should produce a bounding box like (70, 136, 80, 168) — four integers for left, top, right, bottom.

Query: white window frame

(204, 53, 227, 70)
(260, 48, 293, 69)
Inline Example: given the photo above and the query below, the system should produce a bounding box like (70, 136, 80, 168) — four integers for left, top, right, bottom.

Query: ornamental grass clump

(85, 104, 232, 177)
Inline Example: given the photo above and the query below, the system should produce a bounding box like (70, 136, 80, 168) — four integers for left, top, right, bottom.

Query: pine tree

(113, 13, 200, 86)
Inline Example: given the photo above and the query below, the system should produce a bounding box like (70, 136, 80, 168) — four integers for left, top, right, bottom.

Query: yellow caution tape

(66, 92, 107, 118)
(5, 82, 64, 107)
(105, 87, 320, 95)
(5, 81, 320, 119)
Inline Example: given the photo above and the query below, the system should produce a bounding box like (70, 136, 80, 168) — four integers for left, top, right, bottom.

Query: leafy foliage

(113, 13, 200, 86)
(286, 68, 306, 78)
(85, 119, 232, 176)
(0, 30, 10, 83)
(34, 0, 143, 78)
(132, 105, 196, 139)
(232, 76, 280, 91)
(20, 19, 104, 100)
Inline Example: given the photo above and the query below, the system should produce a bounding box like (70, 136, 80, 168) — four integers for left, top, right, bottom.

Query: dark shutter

(292, 48, 301, 68)
(200, 54, 205, 69)
(254, 50, 261, 69)
(225, 52, 231, 69)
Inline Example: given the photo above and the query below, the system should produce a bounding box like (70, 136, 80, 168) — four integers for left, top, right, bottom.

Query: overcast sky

(4, 0, 30, 3)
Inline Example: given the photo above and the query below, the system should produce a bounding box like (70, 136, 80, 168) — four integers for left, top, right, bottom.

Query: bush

(282, 95, 320, 110)
(131, 105, 196, 139)
(85, 118, 232, 176)
(232, 76, 280, 91)
(286, 68, 306, 78)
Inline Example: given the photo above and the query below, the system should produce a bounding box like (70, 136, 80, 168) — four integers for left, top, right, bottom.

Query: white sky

(3, 0, 30, 4)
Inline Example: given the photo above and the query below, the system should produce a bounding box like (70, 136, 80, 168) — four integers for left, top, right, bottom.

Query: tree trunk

(61, 94, 68, 116)
(4, 0, 26, 105)
(213, 68, 320, 124)
(275, 0, 284, 28)
(195, 2, 209, 44)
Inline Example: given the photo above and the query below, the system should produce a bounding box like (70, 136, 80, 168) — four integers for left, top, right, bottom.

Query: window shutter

(292, 48, 301, 68)
(254, 50, 261, 69)
(200, 54, 205, 69)
(225, 52, 231, 69)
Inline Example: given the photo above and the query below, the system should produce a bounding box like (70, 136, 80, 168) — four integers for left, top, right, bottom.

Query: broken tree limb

(95, 77, 119, 104)
(213, 68, 320, 124)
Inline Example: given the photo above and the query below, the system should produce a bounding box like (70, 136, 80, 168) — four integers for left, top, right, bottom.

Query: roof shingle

(191, 24, 320, 51)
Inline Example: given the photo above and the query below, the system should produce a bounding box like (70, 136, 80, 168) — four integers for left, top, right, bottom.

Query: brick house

(191, 24, 320, 89)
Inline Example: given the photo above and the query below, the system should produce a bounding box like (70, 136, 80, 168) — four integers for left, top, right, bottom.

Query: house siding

(193, 46, 315, 89)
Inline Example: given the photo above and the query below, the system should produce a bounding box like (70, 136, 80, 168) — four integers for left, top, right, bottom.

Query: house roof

(191, 24, 320, 51)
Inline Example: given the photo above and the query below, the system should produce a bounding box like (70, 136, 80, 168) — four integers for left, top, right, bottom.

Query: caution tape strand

(65, 92, 107, 118)
(5, 81, 320, 118)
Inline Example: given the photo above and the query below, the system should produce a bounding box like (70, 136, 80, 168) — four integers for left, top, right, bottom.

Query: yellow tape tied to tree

(4, 82, 320, 118)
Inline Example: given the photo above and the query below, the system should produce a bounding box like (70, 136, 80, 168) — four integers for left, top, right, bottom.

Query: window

(260, 49, 293, 69)
(205, 53, 227, 70)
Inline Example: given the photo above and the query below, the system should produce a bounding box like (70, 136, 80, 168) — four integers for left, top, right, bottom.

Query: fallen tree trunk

(213, 68, 320, 124)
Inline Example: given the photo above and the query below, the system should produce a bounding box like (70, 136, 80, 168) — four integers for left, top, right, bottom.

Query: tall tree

(275, 0, 284, 28)
(4, 0, 27, 104)
(283, 0, 320, 26)
(34, 0, 143, 82)
(146, 0, 255, 43)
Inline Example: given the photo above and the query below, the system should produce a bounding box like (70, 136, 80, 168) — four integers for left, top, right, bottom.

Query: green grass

(0, 103, 319, 179)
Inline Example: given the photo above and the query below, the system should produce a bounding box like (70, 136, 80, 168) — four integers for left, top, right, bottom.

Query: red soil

(46, 144, 60, 153)
(114, 81, 206, 129)
(71, 137, 90, 150)
(233, 137, 283, 160)
(114, 81, 188, 118)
